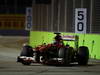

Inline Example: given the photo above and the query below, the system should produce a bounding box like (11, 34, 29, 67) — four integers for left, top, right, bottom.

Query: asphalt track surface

(0, 36, 100, 75)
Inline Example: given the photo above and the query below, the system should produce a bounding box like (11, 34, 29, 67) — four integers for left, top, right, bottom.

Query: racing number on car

(75, 8, 87, 33)
(77, 11, 84, 31)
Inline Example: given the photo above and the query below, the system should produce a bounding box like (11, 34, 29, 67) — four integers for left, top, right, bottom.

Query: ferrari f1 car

(17, 33, 89, 66)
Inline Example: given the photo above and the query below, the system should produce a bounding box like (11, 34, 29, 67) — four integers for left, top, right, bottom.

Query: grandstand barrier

(30, 31, 100, 59)
(0, 14, 29, 36)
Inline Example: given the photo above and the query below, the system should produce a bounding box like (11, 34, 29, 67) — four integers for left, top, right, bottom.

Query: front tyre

(21, 61, 31, 65)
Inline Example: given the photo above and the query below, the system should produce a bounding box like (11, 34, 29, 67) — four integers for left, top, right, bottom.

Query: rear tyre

(58, 47, 73, 65)
(58, 47, 64, 58)
(78, 46, 89, 65)
(64, 47, 73, 65)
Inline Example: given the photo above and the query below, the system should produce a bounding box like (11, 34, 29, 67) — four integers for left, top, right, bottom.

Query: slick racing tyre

(58, 47, 65, 58)
(22, 61, 31, 65)
(64, 47, 73, 65)
(20, 45, 33, 57)
(78, 46, 89, 65)
(58, 47, 73, 65)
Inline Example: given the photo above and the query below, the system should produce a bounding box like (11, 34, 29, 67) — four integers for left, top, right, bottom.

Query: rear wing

(62, 35, 79, 41)
(62, 35, 79, 50)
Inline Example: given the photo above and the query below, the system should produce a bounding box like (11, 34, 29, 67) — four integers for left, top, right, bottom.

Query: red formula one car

(17, 33, 89, 66)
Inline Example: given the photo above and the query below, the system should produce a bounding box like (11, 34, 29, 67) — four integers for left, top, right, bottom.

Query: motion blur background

(0, 0, 32, 36)
(0, 0, 100, 35)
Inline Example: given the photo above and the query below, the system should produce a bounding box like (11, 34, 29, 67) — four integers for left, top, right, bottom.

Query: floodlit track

(0, 36, 100, 75)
